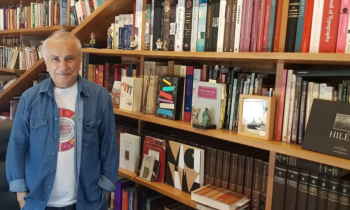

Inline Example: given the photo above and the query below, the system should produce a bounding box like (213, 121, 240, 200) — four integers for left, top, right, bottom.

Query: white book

(319, 83, 327, 100)
(286, 75, 296, 143)
(192, 68, 202, 109)
(119, 15, 125, 49)
(114, 16, 119, 49)
(217, 0, 227, 52)
(309, 0, 325, 53)
(0, 9, 3, 30)
(234, 0, 243, 52)
(119, 133, 141, 173)
(346, 10, 350, 53)
(324, 86, 334, 101)
(191, 0, 200, 52)
(120, 77, 143, 112)
(175, 0, 185, 51)
(282, 70, 293, 142)
(135, 0, 143, 50)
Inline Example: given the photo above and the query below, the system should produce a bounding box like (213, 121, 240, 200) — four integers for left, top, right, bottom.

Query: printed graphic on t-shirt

(59, 108, 75, 152)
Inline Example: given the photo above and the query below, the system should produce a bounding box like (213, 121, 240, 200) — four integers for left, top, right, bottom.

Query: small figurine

(191, 106, 201, 124)
(163, 39, 168, 51)
(90, 32, 96, 48)
(156, 38, 163, 50)
(144, 43, 150, 50)
(130, 36, 138, 50)
(202, 108, 211, 125)
(107, 27, 113, 49)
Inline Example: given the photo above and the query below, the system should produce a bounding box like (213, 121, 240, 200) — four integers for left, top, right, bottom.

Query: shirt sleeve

(6, 93, 29, 192)
(98, 94, 119, 192)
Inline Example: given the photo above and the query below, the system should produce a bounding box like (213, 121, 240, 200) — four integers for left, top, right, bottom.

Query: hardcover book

(120, 77, 143, 112)
(303, 99, 350, 160)
(119, 133, 141, 173)
(155, 76, 185, 120)
(139, 154, 156, 181)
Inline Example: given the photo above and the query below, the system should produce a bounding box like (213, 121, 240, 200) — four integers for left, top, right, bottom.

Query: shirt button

(52, 153, 55, 156)
(55, 118, 58, 121)
(48, 186, 51, 189)
(55, 135, 57, 138)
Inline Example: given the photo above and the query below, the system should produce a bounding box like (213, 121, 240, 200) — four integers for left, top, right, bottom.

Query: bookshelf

(0, 68, 25, 74)
(0, 26, 74, 36)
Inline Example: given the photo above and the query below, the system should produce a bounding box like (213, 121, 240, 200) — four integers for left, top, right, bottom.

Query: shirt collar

(38, 75, 90, 97)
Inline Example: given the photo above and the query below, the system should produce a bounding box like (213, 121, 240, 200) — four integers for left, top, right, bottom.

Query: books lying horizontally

(191, 185, 250, 210)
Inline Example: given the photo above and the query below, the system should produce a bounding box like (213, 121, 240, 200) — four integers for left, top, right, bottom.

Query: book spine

(228, 0, 238, 51)
(257, 0, 266, 52)
(309, 0, 325, 53)
(327, 178, 339, 210)
(282, 70, 293, 141)
(115, 184, 122, 210)
(228, 153, 239, 191)
(283, 166, 300, 210)
(144, 6, 151, 50)
(243, 0, 254, 52)
(259, 161, 269, 210)
(276, 69, 288, 141)
(205, 0, 214, 51)
(251, 159, 263, 210)
(233, 0, 243, 52)
(301, 0, 315, 52)
(262, 0, 272, 52)
(291, 77, 302, 143)
(250, 0, 261, 52)
(197, 0, 208, 51)
(298, 80, 308, 145)
(236, 155, 245, 193)
(319, 0, 341, 53)
(119, 15, 124, 49)
(183, 0, 193, 51)
(82, 52, 89, 79)
(306, 172, 319, 210)
(284, 0, 300, 52)
(296, 169, 310, 210)
(163, 0, 171, 51)
(243, 157, 255, 201)
(115, 16, 120, 50)
(208, 148, 217, 186)
(273, 0, 284, 52)
(214, 150, 224, 187)
(184, 66, 194, 122)
(169, 4, 177, 51)
(266, 0, 277, 52)
(175, 0, 185, 51)
(221, 151, 231, 189)
(337, 179, 350, 210)
(286, 75, 296, 143)
(211, 0, 220, 51)
(224, 0, 233, 52)
(336, 0, 350, 53)
(122, 190, 129, 210)
(294, 0, 306, 52)
(239, 0, 247, 52)
(346, 6, 350, 53)
(128, 190, 134, 210)
(153, 0, 164, 51)
(104, 62, 110, 91)
(191, 0, 200, 52)
(217, 0, 227, 52)
(316, 175, 329, 210)
(271, 162, 287, 210)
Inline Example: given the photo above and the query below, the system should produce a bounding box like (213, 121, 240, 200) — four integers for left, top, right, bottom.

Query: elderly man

(6, 30, 119, 210)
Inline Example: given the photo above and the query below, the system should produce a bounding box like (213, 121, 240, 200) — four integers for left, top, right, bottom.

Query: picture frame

(237, 95, 276, 141)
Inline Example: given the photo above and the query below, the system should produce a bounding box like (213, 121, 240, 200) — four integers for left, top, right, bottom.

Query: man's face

(45, 39, 81, 88)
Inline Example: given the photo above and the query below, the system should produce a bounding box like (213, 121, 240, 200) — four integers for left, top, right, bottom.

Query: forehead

(46, 39, 79, 55)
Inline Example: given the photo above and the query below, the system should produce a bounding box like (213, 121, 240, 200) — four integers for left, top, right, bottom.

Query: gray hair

(42, 29, 82, 60)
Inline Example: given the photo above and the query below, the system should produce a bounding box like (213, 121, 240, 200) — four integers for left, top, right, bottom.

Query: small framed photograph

(238, 95, 276, 140)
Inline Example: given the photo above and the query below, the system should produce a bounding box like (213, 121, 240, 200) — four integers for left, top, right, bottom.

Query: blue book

(128, 188, 135, 210)
(115, 179, 135, 210)
(298, 80, 308, 145)
(197, 0, 208, 51)
(60, 0, 68, 26)
(294, 0, 307, 52)
(184, 67, 194, 122)
(267, 0, 277, 52)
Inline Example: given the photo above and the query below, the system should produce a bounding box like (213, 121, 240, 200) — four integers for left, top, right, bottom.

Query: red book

(257, 0, 267, 52)
(240, 0, 248, 52)
(122, 190, 129, 210)
(142, 136, 166, 182)
(319, 0, 341, 53)
(262, 0, 272, 52)
(244, 0, 254, 52)
(113, 64, 129, 81)
(250, 0, 261, 52)
(273, 0, 284, 52)
(301, 0, 315, 52)
(276, 69, 288, 141)
(104, 62, 110, 91)
(98, 65, 104, 86)
(95, 65, 99, 84)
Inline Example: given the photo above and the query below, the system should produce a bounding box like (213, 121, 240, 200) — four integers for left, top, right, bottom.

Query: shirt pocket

(83, 117, 101, 148)
(29, 117, 48, 148)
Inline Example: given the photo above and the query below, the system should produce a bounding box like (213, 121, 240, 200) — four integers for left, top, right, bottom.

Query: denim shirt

(6, 76, 119, 210)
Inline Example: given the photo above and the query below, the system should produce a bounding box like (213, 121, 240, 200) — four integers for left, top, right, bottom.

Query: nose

(59, 60, 69, 70)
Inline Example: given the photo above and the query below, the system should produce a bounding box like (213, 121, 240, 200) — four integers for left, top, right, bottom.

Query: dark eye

(52, 57, 60, 61)
(66, 57, 75, 61)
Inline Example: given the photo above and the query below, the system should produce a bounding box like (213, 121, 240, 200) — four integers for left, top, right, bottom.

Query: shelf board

(0, 26, 74, 36)
(114, 108, 350, 170)
(83, 49, 350, 64)
(118, 168, 196, 208)
(0, 68, 26, 74)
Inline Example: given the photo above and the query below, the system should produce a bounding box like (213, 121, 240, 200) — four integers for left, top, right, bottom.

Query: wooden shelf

(118, 168, 197, 208)
(0, 68, 26, 74)
(114, 108, 350, 170)
(83, 49, 350, 64)
(0, 26, 74, 36)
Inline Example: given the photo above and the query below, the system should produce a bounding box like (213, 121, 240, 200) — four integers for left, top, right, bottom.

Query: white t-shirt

(48, 82, 78, 207)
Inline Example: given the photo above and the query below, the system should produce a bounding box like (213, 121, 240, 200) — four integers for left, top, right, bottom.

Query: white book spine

(0, 9, 3, 30)
(191, 0, 200, 52)
(309, 0, 325, 53)
(114, 16, 119, 49)
(175, 0, 185, 51)
(346, 8, 350, 53)
(136, 0, 143, 50)
(217, 0, 227, 52)
(234, 0, 243, 52)
(282, 70, 293, 142)
(287, 75, 296, 143)
(150, 0, 155, 51)
(319, 83, 327, 99)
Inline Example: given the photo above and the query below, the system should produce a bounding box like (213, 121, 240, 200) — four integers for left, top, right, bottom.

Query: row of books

(276, 69, 350, 144)
(0, 1, 68, 30)
(272, 153, 350, 210)
(285, 0, 350, 53)
(143, 0, 282, 52)
(109, 13, 137, 50)
(70, 0, 106, 27)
